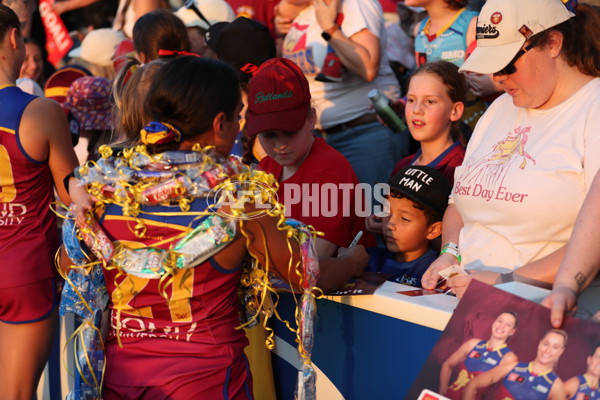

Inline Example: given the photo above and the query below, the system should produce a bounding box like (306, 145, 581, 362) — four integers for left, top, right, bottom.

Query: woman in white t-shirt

(421, 0, 600, 298)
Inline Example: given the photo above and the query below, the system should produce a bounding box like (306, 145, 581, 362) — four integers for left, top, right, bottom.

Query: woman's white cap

(459, 0, 574, 74)
(175, 0, 235, 30)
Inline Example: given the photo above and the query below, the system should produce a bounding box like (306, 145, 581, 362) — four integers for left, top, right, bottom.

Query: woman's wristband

(442, 242, 459, 251)
(440, 246, 461, 264)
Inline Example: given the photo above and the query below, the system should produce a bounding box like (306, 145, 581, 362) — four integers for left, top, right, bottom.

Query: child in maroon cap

(246, 57, 368, 292)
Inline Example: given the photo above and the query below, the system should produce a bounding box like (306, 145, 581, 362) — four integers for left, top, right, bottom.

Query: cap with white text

(388, 166, 451, 217)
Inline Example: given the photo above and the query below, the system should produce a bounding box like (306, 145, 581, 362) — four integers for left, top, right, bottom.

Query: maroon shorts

(103, 354, 253, 400)
(0, 278, 58, 324)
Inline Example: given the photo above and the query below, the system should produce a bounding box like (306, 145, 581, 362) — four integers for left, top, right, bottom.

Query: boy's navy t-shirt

(366, 247, 437, 287)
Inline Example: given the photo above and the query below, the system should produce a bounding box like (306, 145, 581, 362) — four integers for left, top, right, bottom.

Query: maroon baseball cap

(245, 58, 311, 137)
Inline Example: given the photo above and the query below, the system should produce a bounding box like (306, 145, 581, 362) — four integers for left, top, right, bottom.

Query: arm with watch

(433, 247, 564, 298)
(313, 0, 382, 82)
(495, 249, 565, 289)
(446, 247, 564, 299)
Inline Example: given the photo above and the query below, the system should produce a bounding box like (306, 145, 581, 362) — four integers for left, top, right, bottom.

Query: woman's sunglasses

(493, 43, 536, 76)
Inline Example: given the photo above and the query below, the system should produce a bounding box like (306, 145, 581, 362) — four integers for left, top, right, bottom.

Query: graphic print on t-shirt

(284, 22, 318, 75)
(454, 126, 535, 203)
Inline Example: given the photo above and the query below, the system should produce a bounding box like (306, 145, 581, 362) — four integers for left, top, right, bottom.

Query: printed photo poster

(407, 280, 600, 400)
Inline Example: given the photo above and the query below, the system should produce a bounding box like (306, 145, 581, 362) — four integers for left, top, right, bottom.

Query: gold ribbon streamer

(63, 143, 324, 393)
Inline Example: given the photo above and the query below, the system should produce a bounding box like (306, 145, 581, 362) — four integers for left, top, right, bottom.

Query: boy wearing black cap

(367, 165, 452, 287)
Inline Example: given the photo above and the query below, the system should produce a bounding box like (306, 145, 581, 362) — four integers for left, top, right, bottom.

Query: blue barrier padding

(272, 293, 442, 399)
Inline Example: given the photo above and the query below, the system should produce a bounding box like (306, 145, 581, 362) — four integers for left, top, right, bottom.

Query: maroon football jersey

(0, 85, 58, 288)
(100, 201, 248, 387)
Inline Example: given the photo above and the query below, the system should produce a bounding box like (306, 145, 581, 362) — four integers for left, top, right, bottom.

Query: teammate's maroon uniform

(99, 199, 252, 399)
(0, 85, 59, 323)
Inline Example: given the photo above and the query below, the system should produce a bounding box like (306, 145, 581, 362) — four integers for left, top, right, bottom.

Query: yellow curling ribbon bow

(98, 144, 113, 159)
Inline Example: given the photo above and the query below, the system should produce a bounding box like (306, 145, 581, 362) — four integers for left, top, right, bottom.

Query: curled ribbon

(66, 141, 322, 399)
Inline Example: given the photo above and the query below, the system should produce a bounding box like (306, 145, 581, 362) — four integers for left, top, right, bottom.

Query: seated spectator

(367, 61, 466, 237)
(366, 166, 451, 287)
(421, 0, 600, 298)
(391, 61, 467, 182)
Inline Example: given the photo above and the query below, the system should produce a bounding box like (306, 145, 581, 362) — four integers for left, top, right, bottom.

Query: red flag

(39, 0, 74, 67)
